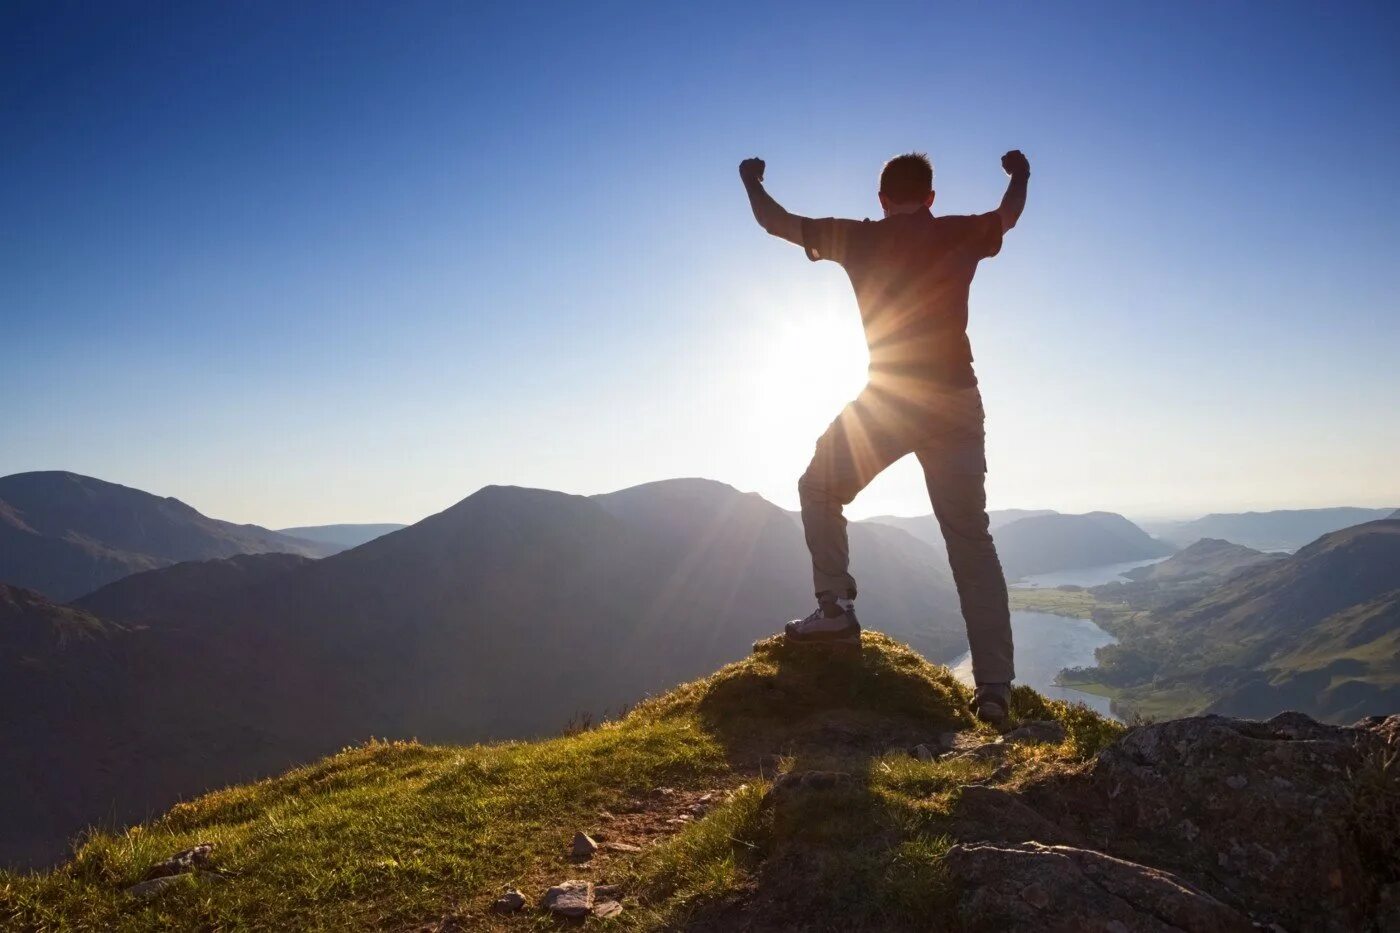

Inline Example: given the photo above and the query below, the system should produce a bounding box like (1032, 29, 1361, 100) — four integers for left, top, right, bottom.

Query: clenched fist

(739, 157, 766, 186)
(1001, 150, 1030, 178)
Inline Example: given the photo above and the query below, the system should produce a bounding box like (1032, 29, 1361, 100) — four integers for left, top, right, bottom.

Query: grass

(1, 633, 1122, 932)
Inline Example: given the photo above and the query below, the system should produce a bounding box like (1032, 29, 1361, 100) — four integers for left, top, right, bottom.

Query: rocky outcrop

(994, 712, 1400, 932)
(946, 841, 1253, 932)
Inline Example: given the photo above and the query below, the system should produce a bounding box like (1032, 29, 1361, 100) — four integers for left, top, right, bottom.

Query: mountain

(275, 523, 407, 549)
(0, 472, 335, 600)
(5, 634, 1395, 931)
(1121, 537, 1281, 583)
(866, 508, 1057, 549)
(4, 479, 966, 868)
(993, 511, 1174, 581)
(1144, 507, 1397, 551)
(1071, 519, 1400, 721)
(863, 509, 1173, 580)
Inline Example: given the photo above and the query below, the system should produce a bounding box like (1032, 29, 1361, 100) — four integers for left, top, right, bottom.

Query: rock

(950, 785, 1078, 846)
(570, 832, 598, 858)
(1020, 712, 1398, 931)
(951, 741, 1007, 761)
(123, 875, 185, 901)
(542, 880, 593, 918)
(768, 770, 852, 797)
(142, 842, 215, 880)
(599, 841, 642, 853)
(594, 899, 624, 918)
(491, 888, 527, 913)
(946, 841, 1254, 932)
(1004, 719, 1067, 745)
(913, 743, 938, 763)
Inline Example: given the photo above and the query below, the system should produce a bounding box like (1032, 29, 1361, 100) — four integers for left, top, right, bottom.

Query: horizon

(6, 2, 1399, 528)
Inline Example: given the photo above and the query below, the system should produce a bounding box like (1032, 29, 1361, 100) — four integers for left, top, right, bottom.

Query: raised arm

(739, 157, 804, 246)
(995, 150, 1031, 232)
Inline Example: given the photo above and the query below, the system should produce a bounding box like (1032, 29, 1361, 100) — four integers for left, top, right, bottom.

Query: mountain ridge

(0, 471, 335, 600)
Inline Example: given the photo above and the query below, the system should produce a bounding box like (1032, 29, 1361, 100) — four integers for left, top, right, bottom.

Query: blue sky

(4, 1, 1398, 526)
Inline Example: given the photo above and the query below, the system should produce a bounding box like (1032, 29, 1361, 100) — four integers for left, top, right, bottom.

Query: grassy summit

(1, 633, 1120, 932)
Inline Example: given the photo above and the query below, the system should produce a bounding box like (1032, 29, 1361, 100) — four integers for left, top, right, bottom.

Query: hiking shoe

(973, 682, 1012, 726)
(784, 601, 861, 645)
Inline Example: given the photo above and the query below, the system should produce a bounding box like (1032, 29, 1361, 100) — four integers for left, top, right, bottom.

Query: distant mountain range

(0, 472, 335, 600)
(865, 510, 1173, 581)
(275, 523, 407, 549)
(1, 477, 966, 869)
(1143, 507, 1398, 551)
(1069, 518, 1400, 722)
(1121, 538, 1282, 583)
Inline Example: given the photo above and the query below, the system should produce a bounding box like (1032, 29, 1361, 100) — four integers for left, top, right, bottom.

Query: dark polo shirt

(802, 209, 1003, 390)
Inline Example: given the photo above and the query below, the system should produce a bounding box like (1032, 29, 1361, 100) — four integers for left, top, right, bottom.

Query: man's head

(879, 152, 935, 215)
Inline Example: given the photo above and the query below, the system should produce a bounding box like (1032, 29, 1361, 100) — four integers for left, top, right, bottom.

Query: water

(948, 558, 1168, 721)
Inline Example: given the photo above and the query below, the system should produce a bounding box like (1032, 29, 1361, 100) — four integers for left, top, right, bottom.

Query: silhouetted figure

(740, 149, 1030, 724)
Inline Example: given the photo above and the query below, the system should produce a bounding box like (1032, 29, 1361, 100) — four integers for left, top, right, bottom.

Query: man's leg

(914, 389, 1015, 689)
(799, 386, 915, 601)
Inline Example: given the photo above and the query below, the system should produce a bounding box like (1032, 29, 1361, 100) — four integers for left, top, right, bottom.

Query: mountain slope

(4, 635, 1394, 932)
(7, 479, 966, 869)
(0, 472, 334, 600)
(1074, 519, 1400, 720)
(993, 511, 1174, 580)
(1146, 506, 1397, 551)
(275, 523, 407, 549)
(865, 509, 1057, 549)
(1122, 537, 1281, 583)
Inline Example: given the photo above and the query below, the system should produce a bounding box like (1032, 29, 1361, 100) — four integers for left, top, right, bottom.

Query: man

(739, 149, 1029, 725)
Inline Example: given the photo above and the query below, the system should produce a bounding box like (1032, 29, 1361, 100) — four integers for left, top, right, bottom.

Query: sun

(751, 301, 870, 439)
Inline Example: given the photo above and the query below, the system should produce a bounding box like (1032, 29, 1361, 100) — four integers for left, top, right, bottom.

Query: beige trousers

(798, 382, 1015, 684)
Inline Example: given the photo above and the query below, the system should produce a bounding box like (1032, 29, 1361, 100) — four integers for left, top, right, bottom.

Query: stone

(142, 842, 216, 880)
(1004, 719, 1067, 745)
(600, 841, 642, 853)
(542, 880, 593, 918)
(491, 888, 527, 913)
(937, 731, 962, 750)
(593, 899, 624, 918)
(123, 875, 185, 901)
(570, 832, 598, 858)
(913, 743, 938, 763)
(769, 770, 852, 796)
(946, 841, 1254, 932)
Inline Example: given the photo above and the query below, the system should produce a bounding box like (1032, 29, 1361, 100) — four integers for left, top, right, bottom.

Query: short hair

(880, 152, 934, 204)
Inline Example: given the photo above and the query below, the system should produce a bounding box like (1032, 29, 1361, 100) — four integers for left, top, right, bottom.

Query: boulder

(946, 841, 1254, 932)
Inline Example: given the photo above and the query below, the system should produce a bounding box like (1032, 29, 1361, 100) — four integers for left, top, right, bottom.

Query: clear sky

(5, 1, 1398, 527)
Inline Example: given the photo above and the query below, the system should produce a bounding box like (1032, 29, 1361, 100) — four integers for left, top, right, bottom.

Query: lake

(948, 557, 1169, 720)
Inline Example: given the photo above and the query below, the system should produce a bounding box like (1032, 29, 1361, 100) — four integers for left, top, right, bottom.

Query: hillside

(3, 634, 1395, 932)
(4, 479, 967, 869)
(865, 509, 1057, 549)
(0, 472, 334, 600)
(1121, 537, 1281, 583)
(864, 510, 1172, 581)
(275, 523, 407, 549)
(1068, 519, 1400, 721)
(1145, 506, 1397, 551)
(993, 511, 1174, 581)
